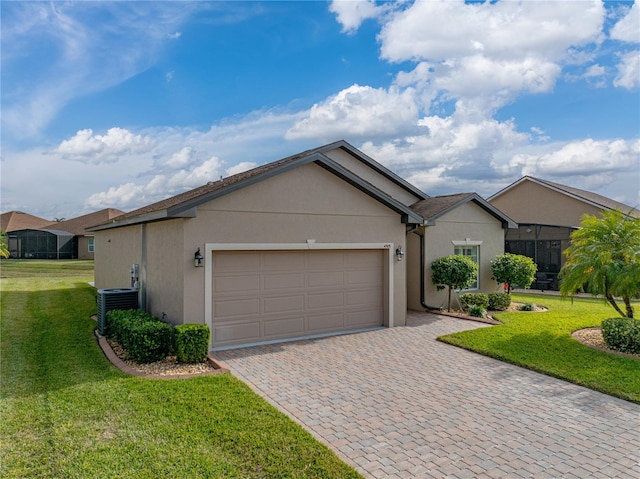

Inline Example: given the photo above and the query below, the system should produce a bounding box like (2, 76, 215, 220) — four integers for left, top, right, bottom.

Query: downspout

(140, 223, 147, 311)
(407, 226, 441, 310)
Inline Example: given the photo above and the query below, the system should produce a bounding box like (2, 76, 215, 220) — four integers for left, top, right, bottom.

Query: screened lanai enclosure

(504, 224, 576, 291)
(7, 229, 78, 259)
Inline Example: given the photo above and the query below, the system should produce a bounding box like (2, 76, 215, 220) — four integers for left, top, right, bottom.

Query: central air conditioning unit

(96, 288, 139, 336)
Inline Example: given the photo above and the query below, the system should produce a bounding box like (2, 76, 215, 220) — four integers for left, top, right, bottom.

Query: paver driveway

(216, 312, 640, 478)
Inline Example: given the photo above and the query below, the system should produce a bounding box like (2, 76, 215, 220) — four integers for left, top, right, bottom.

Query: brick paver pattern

(216, 312, 640, 478)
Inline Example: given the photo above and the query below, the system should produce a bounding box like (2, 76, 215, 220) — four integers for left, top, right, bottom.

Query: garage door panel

(214, 274, 261, 293)
(263, 252, 305, 269)
(214, 298, 260, 318)
(264, 295, 305, 313)
(307, 251, 345, 268)
(347, 309, 384, 327)
(347, 269, 383, 285)
(264, 272, 305, 290)
(211, 250, 384, 348)
(263, 317, 305, 337)
(307, 312, 345, 332)
(307, 270, 344, 287)
(214, 321, 261, 343)
(307, 291, 344, 310)
(347, 289, 382, 306)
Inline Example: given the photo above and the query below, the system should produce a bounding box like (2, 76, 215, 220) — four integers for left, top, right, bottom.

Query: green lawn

(0, 260, 362, 478)
(438, 293, 640, 403)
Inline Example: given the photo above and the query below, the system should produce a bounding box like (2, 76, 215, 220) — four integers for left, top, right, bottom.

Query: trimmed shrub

(126, 320, 174, 363)
(602, 318, 640, 354)
(106, 309, 173, 363)
(459, 293, 489, 311)
(519, 303, 536, 312)
(106, 308, 149, 340)
(175, 324, 210, 363)
(488, 293, 511, 311)
(466, 304, 487, 319)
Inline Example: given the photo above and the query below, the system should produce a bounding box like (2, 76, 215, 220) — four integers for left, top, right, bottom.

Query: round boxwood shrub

(488, 293, 511, 311)
(601, 318, 640, 354)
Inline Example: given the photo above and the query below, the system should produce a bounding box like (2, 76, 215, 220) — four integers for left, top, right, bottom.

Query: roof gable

(52, 208, 125, 235)
(489, 176, 639, 217)
(1, 211, 53, 232)
(89, 142, 425, 231)
(411, 193, 517, 229)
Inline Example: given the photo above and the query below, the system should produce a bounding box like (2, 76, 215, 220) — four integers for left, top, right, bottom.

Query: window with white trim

(452, 239, 482, 290)
(88, 238, 95, 253)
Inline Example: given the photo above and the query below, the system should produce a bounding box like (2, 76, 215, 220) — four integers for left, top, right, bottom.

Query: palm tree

(559, 210, 640, 318)
(0, 230, 9, 259)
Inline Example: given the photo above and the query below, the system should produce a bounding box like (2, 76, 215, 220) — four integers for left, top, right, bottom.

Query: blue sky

(1, 0, 639, 220)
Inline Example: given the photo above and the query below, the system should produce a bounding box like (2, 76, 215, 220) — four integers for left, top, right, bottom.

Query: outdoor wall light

(194, 248, 204, 268)
(395, 246, 405, 262)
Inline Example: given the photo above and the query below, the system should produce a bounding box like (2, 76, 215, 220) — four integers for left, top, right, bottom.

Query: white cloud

(55, 128, 155, 163)
(610, 2, 640, 43)
(165, 146, 193, 168)
(286, 84, 419, 140)
(378, 0, 604, 63)
(510, 138, 640, 177)
(614, 50, 640, 89)
(168, 31, 182, 40)
(329, 0, 381, 34)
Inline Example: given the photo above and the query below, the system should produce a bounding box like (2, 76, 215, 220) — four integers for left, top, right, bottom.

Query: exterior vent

(96, 288, 139, 336)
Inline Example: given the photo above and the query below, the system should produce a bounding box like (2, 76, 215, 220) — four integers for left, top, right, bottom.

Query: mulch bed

(95, 331, 229, 379)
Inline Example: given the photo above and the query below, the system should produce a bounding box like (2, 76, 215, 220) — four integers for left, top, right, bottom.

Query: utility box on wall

(96, 288, 139, 335)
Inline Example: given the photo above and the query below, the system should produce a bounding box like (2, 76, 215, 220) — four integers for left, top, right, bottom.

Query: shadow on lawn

(1, 286, 124, 399)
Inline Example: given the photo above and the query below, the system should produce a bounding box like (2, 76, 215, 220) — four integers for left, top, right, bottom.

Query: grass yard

(438, 293, 640, 404)
(0, 260, 362, 478)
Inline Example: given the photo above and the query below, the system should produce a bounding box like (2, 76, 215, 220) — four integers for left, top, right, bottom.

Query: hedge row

(105, 309, 210, 364)
(459, 292, 511, 312)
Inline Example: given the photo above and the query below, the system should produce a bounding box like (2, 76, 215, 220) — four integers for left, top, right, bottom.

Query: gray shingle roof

(410, 193, 517, 228)
(89, 141, 427, 230)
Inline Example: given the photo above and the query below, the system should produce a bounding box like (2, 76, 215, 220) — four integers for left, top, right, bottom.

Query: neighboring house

(52, 209, 124, 259)
(1, 211, 53, 232)
(90, 141, 515, 351)
(488, 176, 639, 290)
(4, 209, 123, 260)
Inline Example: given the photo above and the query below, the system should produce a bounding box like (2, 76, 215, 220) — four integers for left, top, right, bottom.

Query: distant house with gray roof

(488, 176, 639, 290)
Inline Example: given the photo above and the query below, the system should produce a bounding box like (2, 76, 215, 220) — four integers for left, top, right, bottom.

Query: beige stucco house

(488, 176, 639, 290)
(4, 209, 123, 260)
(90, 141, 515, 350)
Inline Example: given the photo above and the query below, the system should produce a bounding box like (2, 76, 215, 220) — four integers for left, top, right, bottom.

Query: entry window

(453, 240, 481, 290)
(88, 238, 95, 253)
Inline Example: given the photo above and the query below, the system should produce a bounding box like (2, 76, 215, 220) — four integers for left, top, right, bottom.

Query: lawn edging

(95, 330, 230, 379)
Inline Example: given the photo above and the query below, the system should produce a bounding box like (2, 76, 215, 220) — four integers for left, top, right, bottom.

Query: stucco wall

(489, 180, 603, 227)
(325, 148, 423, 206)
(77, 236, 94, 260)
(144, 220, 185, 325)
(183, 162, 408, 327)
(420, 202, 505, 310)
(94, 225, 142, 289)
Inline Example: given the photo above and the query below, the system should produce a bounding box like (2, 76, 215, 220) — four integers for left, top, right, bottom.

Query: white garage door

(211, 250, 384, 349)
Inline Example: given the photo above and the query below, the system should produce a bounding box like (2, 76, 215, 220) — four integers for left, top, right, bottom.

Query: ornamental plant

(490, 253, 537, 294)
(560, 210, 640, 319)
(431, 255, 478, 312)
